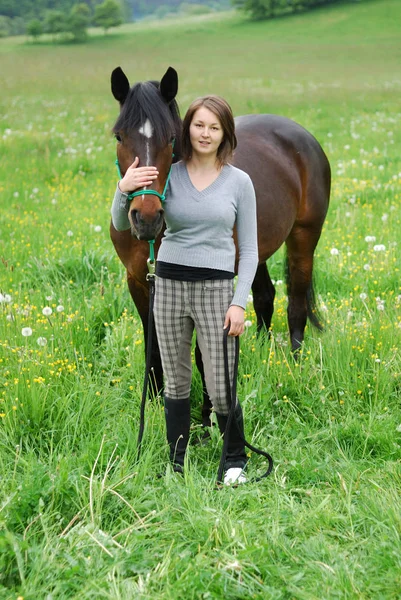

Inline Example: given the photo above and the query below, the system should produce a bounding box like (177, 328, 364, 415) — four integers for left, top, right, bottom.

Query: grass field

(0, 0, 401, 597)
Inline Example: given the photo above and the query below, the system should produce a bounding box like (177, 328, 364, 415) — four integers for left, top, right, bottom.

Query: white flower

(276, 280, 283, 285)
(0, 293, 12, 303)
(42, 307, 53, 316)
(22, 327, 33, 337)
(94, 225, 102, 233)
(51, 198, 57, 205)
(37, 337, 47, 346)
(56, 305, 64, 312)
(86, 148, 92, 154)
(373, 244, 386, 252)
(67, 230, 73, 237)
(247, 294, 253, 304)
(381, 214, 388, 222)
(244, 320, 252, 328)
(359, 293, 367, 300)
(365, 236, 376, 242)
(13, 191, 19, 198)
(46, 295, 53, 301)
(6, 314, 14, 322)
(363, 264, 371, 271)
(330, 248, 339, 256)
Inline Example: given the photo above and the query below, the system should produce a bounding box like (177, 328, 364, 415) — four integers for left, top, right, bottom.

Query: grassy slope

(0, 1, 401, 598)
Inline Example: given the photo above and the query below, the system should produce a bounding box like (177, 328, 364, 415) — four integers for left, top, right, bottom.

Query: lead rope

(217, 328, 274, 485)
(136, 256, 156, 460)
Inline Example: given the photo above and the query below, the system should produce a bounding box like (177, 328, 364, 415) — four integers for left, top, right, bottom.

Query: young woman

(111, 95, 258, 485)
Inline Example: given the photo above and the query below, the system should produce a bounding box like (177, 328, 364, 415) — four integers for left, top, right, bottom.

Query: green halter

(115, 139, 175, 269)
(115, 139, 175, 203)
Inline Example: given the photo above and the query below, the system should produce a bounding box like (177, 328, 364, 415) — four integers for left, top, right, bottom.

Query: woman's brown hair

(181, 95, 237, 166)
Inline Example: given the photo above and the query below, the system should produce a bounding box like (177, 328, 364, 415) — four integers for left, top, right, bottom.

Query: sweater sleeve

(110, 184, 131, 231)
(230, 175, 258, 309)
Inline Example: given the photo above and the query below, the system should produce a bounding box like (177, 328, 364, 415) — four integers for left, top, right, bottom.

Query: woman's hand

(118, 157, 159, 193)
(224, 305, 245, 336)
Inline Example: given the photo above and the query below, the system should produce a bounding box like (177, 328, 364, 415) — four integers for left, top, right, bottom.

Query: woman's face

(189, 106, 224, 159)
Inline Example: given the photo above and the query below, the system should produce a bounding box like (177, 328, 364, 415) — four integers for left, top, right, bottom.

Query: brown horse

(110, 66, 331, 417)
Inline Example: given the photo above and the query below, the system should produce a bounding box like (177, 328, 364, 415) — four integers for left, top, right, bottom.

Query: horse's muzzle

(130, 209, 164, 241)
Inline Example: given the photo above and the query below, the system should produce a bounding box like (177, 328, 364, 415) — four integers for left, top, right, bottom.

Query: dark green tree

(27, 18, 43, 39)
(232, 0, 346, 20)
(68, 2, 90, 42)
(94, 0, 123, 33)
(44, 10, 67, 39)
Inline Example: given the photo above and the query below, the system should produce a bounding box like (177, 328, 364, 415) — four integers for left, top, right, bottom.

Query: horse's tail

(284, 253, 325, 332)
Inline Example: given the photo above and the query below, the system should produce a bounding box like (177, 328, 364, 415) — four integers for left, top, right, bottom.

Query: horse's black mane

(112, 80, 182, 151)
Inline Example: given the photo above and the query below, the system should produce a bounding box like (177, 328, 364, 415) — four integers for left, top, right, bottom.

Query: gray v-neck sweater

(111, 161, 258, 308)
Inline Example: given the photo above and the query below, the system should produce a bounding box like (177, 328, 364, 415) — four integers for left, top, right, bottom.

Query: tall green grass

(0, 0, 400, 597)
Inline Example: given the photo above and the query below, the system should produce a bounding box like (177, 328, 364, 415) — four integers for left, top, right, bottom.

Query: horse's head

(111, 66, 181, 241)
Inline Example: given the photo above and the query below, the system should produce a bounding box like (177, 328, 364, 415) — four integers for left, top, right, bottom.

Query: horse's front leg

(194, 341, 213, 428)
(127, 275, 163, 396)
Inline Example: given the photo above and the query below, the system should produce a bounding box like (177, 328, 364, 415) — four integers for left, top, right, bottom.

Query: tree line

(0, 0, 123, 39)
(0, 0, 230, 38)
(0, 0, 371, 38)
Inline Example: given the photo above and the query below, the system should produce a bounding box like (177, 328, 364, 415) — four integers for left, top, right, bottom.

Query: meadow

(0, 0, 400, 597)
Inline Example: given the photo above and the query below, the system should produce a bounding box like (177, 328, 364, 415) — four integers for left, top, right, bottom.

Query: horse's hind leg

(252, 263, 276, 335)
(285, 225, 322, 353)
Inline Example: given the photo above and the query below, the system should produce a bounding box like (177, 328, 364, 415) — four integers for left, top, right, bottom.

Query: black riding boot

(216, 402, 248, 473)
(164, 396, 191, 473)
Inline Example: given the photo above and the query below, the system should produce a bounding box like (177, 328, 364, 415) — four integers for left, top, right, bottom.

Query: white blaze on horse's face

(139, 119, 153, 167)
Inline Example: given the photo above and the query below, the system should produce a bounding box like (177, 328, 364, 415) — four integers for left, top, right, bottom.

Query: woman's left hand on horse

(224, 305, 245, 336)
(118, 157, 159, 193)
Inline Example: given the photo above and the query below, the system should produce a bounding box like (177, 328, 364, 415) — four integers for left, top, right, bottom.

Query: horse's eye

(115, 133, 122, 143)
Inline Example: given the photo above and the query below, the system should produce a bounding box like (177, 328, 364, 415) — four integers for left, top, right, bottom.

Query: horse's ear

(160, 67, 178, 104)
(111, 67, 130, 104)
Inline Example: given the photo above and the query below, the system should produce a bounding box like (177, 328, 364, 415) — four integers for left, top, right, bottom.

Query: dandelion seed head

(56, 305, 64, 312)
(330, 248, 339, 256)
(21, 327, 33, 337)
(37, 337, 47, 347)
(42, 307, 52, 316)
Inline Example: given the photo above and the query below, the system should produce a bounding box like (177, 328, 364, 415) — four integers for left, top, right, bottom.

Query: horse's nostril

(130, 209, 138, 225)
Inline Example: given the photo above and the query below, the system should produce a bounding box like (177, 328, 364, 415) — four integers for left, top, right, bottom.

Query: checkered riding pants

(153, 277, 236, 415)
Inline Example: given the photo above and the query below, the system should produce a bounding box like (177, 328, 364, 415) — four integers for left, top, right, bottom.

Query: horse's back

(233, 114, 330, 260)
